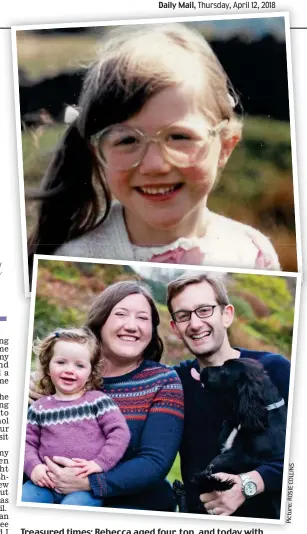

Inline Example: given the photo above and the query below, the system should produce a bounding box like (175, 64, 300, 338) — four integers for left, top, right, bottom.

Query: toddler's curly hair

(33, 327, 102, 395)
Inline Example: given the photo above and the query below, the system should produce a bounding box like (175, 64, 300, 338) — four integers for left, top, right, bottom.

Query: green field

(168, 454, 181, 484)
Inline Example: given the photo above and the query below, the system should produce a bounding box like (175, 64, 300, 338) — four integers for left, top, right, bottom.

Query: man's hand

(44, 456, 91, 494)
(200, 470, 264, 516)
(200, 473, 245, 516)
(30, 463, 54, 489)
(71, 458, 102, 478)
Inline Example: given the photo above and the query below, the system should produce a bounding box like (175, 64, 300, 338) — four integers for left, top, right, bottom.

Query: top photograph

(12, 13, 299, 288)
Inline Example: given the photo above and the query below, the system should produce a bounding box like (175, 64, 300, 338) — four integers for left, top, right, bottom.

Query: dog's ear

(236, 361, 268, 430)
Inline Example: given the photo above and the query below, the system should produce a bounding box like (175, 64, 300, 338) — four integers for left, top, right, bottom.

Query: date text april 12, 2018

(158, 2, 276, 9)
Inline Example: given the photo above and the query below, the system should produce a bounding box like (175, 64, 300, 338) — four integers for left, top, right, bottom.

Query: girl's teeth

(140, 185, 176, 195)
(120, 336, 138, 342)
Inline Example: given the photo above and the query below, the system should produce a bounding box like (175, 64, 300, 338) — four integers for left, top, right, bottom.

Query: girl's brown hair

(28, 23, 242, 277)
(86, 281, 164, 362)
(33, 327, 102, 395)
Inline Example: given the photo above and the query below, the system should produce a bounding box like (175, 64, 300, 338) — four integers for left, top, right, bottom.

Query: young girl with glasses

(28, 23, 280, 271)
(22, 327, 130, 507)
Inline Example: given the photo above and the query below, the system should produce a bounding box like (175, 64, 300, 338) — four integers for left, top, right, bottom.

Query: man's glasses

(91, 120, 228, 171)
(172, 305, 220, 323)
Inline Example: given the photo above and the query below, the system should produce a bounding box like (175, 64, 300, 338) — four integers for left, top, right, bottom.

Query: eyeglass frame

(171, 304, 223, 323)
(90, 119, 229, 170)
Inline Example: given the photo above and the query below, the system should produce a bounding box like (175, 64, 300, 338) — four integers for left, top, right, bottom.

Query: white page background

(1, 1, 307, 532)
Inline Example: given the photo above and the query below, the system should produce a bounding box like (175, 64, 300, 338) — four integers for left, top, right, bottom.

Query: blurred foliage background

(33, 259, 296, 365)
(16, 20, 298, 272)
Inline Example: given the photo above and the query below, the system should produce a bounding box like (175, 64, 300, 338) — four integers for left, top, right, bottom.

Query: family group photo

(18, 257, 298, 522)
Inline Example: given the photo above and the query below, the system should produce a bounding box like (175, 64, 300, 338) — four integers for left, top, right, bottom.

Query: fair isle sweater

(56, 202, 280, 270)
(24, 390, 130, 478)
(89, 360, 184, 511)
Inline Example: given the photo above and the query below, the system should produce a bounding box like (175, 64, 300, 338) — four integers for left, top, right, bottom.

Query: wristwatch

(239, 473, 257, 499)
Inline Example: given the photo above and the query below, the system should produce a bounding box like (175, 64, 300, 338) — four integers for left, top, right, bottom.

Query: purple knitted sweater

(24, 390, 130, 478)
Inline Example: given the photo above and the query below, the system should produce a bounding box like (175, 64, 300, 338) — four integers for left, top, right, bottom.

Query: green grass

(22, 125, 66, 186)
(17, 33, 99, 77)
(167, 454, 182, 484)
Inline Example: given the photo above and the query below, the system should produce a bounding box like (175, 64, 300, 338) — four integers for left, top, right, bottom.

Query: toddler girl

(28, 23, 280, 272)
(22, 327, 130, 507)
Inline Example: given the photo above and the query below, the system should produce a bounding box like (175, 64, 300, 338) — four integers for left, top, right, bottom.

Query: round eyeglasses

(172, 305, 220, 323)
(91, 120, 228, 171)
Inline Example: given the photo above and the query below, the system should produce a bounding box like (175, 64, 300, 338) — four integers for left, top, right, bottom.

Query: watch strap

(239, 473, 251, 484)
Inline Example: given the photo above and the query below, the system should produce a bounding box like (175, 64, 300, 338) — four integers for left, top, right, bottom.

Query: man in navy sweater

(167, 273, 290, 519)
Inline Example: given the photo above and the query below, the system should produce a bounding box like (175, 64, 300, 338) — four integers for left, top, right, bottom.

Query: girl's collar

(51, 390, 87, 402)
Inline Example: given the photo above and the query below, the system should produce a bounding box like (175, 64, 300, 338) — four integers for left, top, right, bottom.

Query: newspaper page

(1, 2, 307, 534)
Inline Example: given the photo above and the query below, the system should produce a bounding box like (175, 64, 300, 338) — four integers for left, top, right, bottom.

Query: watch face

(245, 481, 257, 496)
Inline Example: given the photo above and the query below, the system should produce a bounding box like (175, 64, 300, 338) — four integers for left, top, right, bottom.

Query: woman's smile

(118, 334, 140, 342)
(101, 293, 153, 364)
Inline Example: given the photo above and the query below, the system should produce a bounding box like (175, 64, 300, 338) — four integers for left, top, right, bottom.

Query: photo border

(16, 253, 302, 525)
(10, 11, 302, 297)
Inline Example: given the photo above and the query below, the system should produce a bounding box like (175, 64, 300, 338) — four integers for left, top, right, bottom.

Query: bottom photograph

(18, 257, 300, 524)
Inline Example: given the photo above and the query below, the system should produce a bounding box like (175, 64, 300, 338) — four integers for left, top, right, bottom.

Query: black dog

(192, 358, 287, 514)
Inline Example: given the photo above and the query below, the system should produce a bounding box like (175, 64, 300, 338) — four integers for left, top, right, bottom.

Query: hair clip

(64, 105, 80, 124)
(227, 94, 236, 109)
(54, 332, 60, 338)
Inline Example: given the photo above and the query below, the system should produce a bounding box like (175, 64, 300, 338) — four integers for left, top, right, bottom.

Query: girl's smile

(49, 341, 92, 400)
(134, 182, 183, 201)
(103, 84, 228, 245)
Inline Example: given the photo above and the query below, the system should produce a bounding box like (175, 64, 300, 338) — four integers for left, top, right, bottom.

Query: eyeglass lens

(97, 125, 214, 169)
(173, 305, 217, 323)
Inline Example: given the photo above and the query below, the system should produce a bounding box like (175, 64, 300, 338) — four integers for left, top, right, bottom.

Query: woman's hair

(34, 327, 102, 395)
(28, 23, 242, 271)
(167, 272, 230, 315)
(86, 280, 164, 362)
